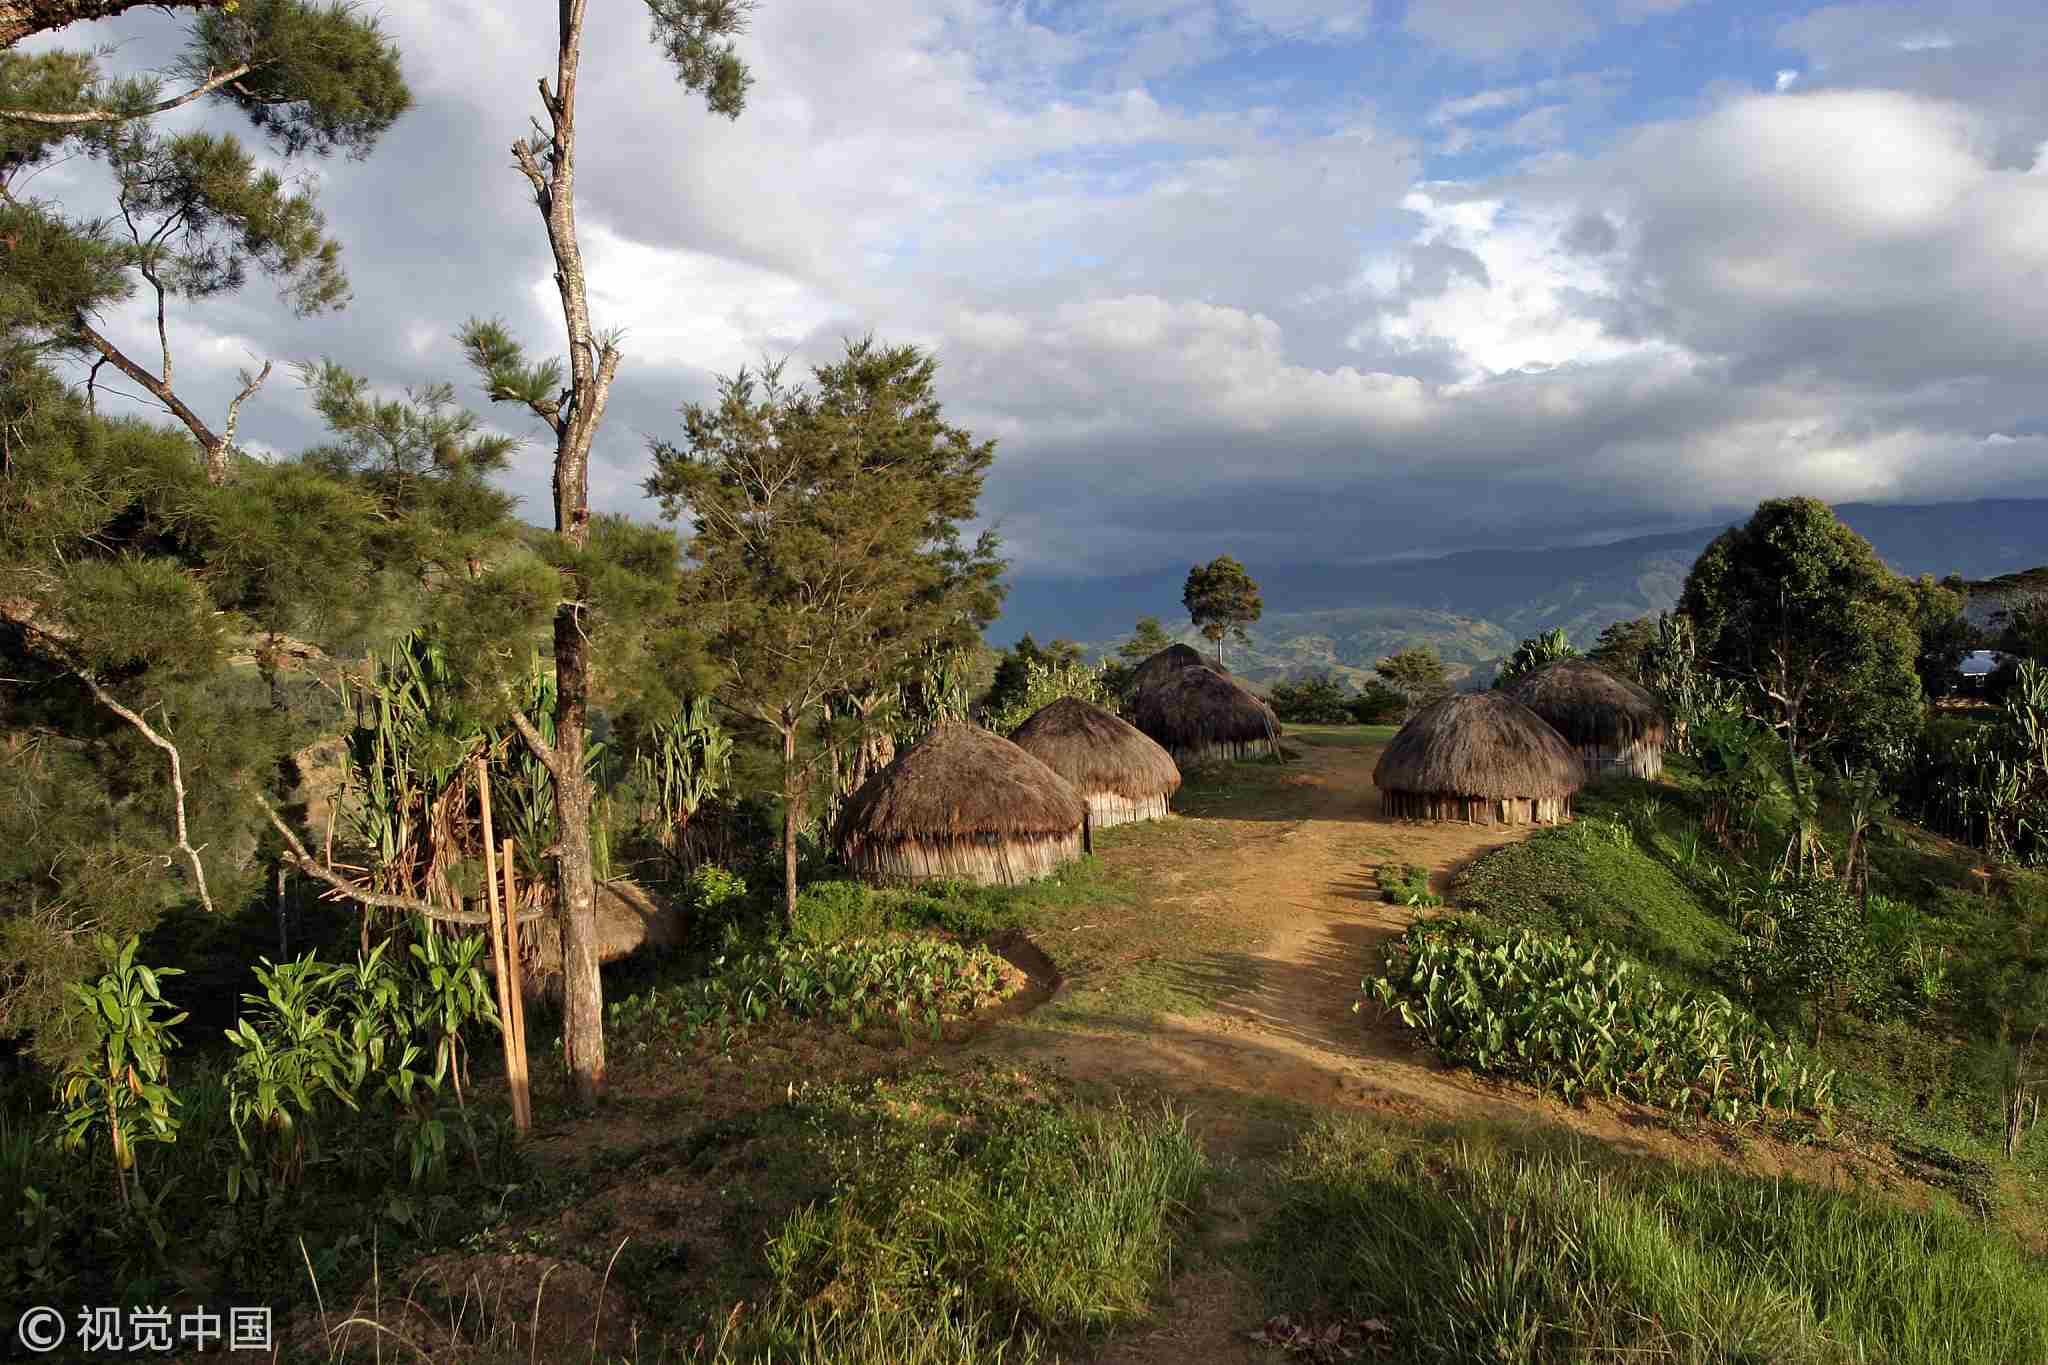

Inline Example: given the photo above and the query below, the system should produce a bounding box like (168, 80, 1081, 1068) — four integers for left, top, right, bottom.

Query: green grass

(1445, 754, 2048, 1231)
(1450, 775, 1739, 994)
(734, 1064, 1209, 1361)
(1283, 722, 1402, 749)
(1250, 1114, 2048, 1365)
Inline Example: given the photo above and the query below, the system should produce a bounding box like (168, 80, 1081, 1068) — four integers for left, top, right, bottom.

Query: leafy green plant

(608, 937, 1009, 1053)
(983, 658, 1114, 736)
(632, 695, 732, 875)
(1724, 872, 1876, 1047)
(1375, 863, 1441, 908)
(1364, 920, 1835, 1122)
(53, 935, 187, 1211)
(406, 925, 498, 1108)
(222, 953, 359, 1201)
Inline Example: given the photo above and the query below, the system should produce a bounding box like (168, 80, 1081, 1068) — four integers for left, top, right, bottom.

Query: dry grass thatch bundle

(1009, 696, 1182, 828)
(1505, 658, 1669, 779)
(834, 719, 1087, 885)
(1130, 643, 1211, 696)
(520, 879, 685, 1000)
(1132, 664, 1282, 766)
(1373, 690, 1584, 825)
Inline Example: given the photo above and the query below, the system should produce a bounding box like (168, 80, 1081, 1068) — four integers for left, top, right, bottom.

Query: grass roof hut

(517, 879, 684, 1003)
(1133, 663, 1282, 767)
(1506, 658, 1668, 779)
(1130, 642, 1211, 696)
(1010, 696, 1182, 828)
(1373, 691, 1584, 825)
(834, 719, 1087, 886)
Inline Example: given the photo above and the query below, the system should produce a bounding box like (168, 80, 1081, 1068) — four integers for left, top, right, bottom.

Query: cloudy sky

(16, 0, 2048, 604)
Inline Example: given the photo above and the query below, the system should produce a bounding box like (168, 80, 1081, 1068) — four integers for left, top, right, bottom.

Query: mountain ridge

(991, 498, 2048, 687)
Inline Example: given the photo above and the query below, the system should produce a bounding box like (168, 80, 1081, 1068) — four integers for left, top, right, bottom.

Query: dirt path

(972, 736, 1860, 1365)
(981, 737, 1546, 1137)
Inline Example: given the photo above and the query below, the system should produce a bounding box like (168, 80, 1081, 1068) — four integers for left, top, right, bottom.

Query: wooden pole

(502, 836, 530, 1123)
(476, 760, 529, 1133)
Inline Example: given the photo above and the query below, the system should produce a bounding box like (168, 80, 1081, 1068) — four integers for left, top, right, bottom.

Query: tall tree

(1906, 573, 1975, 700)
(1587, 616, 1657, 685)
(645, 338, 1001, 929)
(1182, 555, 1262, 669)
(1374, 645, 1450, 721)
(1, 2, 410, 482)
(1679, 497, 1923, 766)
(453, 0, 753, 1104)
(1117, 616, 1175, 663)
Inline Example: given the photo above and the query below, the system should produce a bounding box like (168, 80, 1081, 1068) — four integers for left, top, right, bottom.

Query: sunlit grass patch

(1252, 1115, 2048, 1365)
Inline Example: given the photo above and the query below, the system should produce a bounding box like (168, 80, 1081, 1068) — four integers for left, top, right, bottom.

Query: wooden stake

(477, 760, 530, 1133)
(502, 835, 530, 1124)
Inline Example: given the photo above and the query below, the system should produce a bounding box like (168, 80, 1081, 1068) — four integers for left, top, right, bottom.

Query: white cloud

(1775, 69, 1800, 92)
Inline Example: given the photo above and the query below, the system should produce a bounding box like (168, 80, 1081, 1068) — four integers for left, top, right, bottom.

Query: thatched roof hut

(1505, 658, 1668, 779)
(1010, 696, 1182, 828)
(1130, 643, 1212, 696)
(1373, 691, 1584, 825)
(1132, 664, 1282, 767)
(834, 720, 1087, 885)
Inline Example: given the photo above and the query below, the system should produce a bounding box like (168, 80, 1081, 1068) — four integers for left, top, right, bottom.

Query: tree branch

(76, 674, 213, 916)
(255, 793, 547, 927)
(220, 357, 272, 466)
(0, 62, 257, 125)
(74, 319, 227, 479)
(505, 708, 566, 781)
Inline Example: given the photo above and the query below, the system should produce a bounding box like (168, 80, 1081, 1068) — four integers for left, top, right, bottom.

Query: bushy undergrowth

(609, 936, 1012, 1053)
(698, 1066, 1208, 1361)
(790, 877, 1016, 943)
(1252, 1116, 2048, 1365)
(1366, 919, 1835, 1121)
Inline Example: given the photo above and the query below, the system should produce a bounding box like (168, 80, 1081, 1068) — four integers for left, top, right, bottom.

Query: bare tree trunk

(499, 0, 623, 1105)
(553, 614, 603, 1102)
(782, 715, 799, 934)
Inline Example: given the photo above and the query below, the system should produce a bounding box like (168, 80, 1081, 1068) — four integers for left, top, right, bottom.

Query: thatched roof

(1010, 696, 1181, 801)
(1132, 663, 1280, 751)
(1131, 643, 1212, 695)
(1373, 691, 1584, 800)
(1505, 658, 1668, 749)
(835, 719, 1085, 844)
(521, 878, 684, 995)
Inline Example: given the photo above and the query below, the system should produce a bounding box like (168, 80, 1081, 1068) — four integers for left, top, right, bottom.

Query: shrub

(1723, 872, 1879, 1047)
(1365, 919, 1835, 1121)
(1267, 672, 1355, 724)
(792, 881, 887, 943)
(1345, 680, 1408, 725)
(608, 937, 1012, 1050)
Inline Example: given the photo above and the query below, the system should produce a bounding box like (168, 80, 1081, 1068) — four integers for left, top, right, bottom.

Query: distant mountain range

(991, 499, 2048, 688)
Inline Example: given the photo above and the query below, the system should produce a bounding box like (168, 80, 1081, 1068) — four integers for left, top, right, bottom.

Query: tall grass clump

(1252, 1117, 2048, 1365)
(732, 1071, 1207, 1358)
(1366, 919, 1834, 1121)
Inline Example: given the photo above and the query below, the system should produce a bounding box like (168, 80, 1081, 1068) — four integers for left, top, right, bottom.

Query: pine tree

(645, 337, 1002, 929)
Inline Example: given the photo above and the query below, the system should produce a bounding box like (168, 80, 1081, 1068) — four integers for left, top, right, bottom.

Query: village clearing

(279, 722, 2017, 1365)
